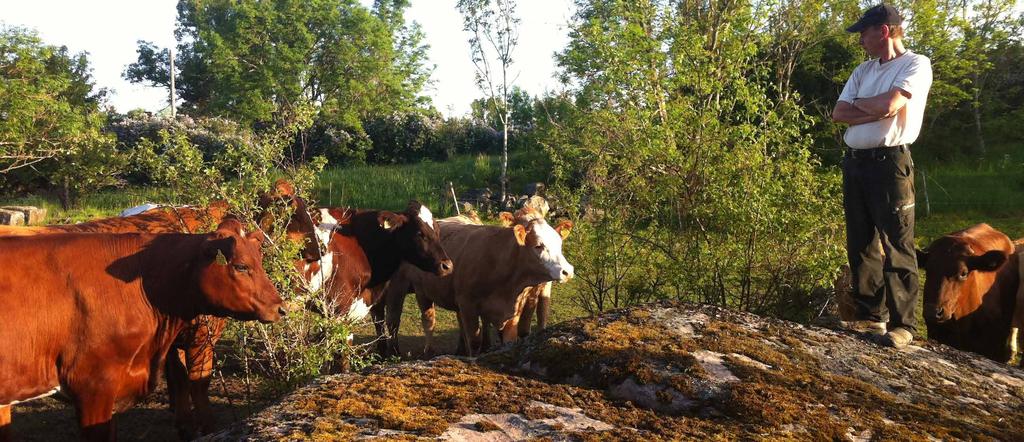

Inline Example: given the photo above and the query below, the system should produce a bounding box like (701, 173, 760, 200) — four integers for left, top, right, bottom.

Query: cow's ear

(248, 230, 266, 246)
(202, 236, 236, 263)
(215, 218, 245, 237)
(513, 224, 528, 246)
(499, 212, 515, 227)
(378, 211, 406, 232)
(554, 220, 573, 240)
(274, 179, 296, 198)
(328, 208, 350, 223)
(915, 249, 928, 267)
(967, 250, 1007, 272)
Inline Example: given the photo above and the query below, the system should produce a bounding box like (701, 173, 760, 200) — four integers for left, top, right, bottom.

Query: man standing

(832, 4, 933, 348)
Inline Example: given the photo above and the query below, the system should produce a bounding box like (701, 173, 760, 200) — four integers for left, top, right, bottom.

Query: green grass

(914, 160, 1024, 244)
(312, 150, 551, 213)
(0, 188, 191, 223)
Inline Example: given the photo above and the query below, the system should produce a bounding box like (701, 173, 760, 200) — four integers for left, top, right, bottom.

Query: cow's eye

(958, 270, 969, 280)
(535, 245, 544, 251)
(233, 264, 250, 273)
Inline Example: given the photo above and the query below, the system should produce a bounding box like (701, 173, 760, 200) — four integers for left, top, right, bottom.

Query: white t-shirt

(838, 50, 933, 149)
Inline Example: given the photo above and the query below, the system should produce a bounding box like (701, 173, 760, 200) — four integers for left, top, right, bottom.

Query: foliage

(470, 86, 534, 132)
(124, 0, 432, 165)
(0, 26, 124, 208)
(544, 0, 845, 320)
(128, 114, 374, 389)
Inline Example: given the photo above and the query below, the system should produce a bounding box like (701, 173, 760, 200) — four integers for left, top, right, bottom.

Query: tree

(125, 0, 432, 163)
(0, 26, 122, 208)
(470, 86, 534, 132)
(457, 0, 520, 205)
(544, 0, 844, 318)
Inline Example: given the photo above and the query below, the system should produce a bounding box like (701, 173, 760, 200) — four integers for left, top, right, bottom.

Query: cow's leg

(188, 317, 226, 436)
(383, 287, 406, 357)
(500, 319, 519, 345)
(417, 294, 436, 358)
(166, 346, 197, 440)
(0, 405, 12, 442)
(457, 307, 482, 357)
(374, 281, 407, 357)
(480, 321, 494, 353)
(536, 283, 552, 330)
(75, 391, 117, 442)
(1018, 328, 1024, 368)
(455, 314, 467, 356)
(518, 290, 538, 339)
(371, 299, 390, 356)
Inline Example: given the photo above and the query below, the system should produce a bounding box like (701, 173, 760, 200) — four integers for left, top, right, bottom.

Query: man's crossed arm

(832, 88, 910, 125)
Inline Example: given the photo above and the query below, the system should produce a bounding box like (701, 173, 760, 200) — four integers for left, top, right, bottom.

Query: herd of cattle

(0, 180, 573, 441)
(0, 179, 1021, 441)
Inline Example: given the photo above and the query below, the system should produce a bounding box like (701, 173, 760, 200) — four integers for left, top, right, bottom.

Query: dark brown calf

(918, 223, 1021, 362)
(0, 220, 282, 441)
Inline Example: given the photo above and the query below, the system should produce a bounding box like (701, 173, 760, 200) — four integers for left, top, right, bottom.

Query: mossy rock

(204, 302, 1024, 441)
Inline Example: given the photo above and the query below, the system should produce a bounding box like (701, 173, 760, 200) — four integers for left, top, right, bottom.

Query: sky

(1, 0, 576, 117)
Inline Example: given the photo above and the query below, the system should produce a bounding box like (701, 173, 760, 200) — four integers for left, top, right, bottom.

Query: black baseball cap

(846, 4, 902, 33)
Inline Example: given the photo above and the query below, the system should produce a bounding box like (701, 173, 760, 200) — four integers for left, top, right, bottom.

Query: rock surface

(204, 302, 1024, 441)
(1, 206, 46, 225)
(0, 208, 25, 226)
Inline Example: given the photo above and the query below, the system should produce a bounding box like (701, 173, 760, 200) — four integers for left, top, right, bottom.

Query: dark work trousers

(841, 145, 919, 333)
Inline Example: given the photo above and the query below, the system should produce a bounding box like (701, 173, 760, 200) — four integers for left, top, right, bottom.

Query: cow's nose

(561, 268, 573, 281)
(278, 306, 288, 317)
(934, 307, 944, 319)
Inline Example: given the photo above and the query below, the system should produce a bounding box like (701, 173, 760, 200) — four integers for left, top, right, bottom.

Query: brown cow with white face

(379, 207, 574, 357)
(917, 223, 1021, 363)
(0, 220, 282, 442)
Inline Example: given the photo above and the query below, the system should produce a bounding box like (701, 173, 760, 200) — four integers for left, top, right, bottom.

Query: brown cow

(380, 207, 573, 356)
(309, 202, 453, 344)
(0, 180, 319, 439)
(0, 219, 282, 442)
(917, 223, 1021, 363)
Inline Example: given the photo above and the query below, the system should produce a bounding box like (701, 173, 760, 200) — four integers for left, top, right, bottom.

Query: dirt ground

(8, 374, 276, 441)
(7, 328, 468, 441)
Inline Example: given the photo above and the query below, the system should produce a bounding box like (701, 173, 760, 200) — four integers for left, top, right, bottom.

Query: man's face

(859, 25, 888, 58)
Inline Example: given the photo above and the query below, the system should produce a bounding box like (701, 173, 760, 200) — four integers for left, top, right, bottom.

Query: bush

(0, 26, 125, 208)
(133, 118, 375, 392)
(545, 1, 846, 322)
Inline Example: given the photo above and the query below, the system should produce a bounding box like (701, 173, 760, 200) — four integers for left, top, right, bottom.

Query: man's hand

(832, 101, 883, 125)
(854, 88, 910, 118)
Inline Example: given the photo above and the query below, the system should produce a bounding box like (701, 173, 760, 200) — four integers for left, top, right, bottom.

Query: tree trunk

(972, 84, 986, 158)
(58, 177, 72, 211)
(501, 122, 508, 207)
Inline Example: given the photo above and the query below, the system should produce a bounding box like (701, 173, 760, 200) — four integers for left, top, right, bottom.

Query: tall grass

(312, 151, 550, 213)
(914, 158, 1024, 244)
(0, 150, 551, 222)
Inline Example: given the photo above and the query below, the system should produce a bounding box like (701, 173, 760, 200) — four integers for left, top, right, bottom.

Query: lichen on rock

(204, 301, 1024, 441)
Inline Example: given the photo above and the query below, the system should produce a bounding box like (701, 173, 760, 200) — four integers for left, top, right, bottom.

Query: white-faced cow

(379, 207, 573, 356)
